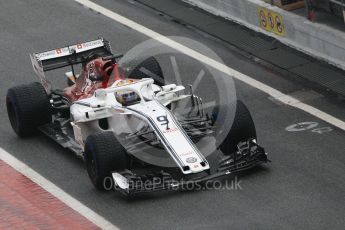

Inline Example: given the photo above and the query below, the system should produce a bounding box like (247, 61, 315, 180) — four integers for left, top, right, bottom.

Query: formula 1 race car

(6, 38, 268, 195)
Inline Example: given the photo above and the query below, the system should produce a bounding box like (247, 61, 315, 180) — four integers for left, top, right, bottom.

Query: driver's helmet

(115, 90, 140, 106)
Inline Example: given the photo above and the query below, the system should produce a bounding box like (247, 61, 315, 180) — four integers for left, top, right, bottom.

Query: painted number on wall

(258, 7, 285, 36)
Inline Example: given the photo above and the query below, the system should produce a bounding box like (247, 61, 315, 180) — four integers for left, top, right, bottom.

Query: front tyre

(6, 82, 52, 137)
(219, 100, 257, 155)
(84, 132, 128, 190)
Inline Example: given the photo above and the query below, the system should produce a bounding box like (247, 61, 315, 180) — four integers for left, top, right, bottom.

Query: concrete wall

(184, 0, 345, 70)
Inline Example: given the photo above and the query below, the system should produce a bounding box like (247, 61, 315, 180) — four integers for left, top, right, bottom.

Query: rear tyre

(130, 56, 164, 86)
(6, 82, 52, 137)
(84, 132, 128, 190)
(219, 100, 257, 155)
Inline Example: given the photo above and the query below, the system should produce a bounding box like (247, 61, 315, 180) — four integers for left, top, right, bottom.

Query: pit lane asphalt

(1, 0, 345, 229)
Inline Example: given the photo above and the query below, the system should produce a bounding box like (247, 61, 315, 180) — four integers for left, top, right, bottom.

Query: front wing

(112, 139, 269, 196)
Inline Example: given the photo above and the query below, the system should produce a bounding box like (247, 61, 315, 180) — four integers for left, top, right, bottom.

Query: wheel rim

(90, 159, 97, 178)
(6, 97, 19, 133)
(86, 146, 98, 181)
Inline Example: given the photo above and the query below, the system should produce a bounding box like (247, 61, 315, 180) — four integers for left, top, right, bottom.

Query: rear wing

(30, 38, 113, 92)
(30, 38, 113, 72)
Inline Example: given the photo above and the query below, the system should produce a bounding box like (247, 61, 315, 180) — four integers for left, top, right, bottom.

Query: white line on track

(0, 148, 119, 230)
(74, 0, 345, 131)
